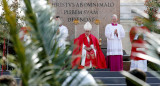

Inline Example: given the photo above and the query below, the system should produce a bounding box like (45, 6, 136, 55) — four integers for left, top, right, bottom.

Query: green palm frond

(2, 0, 72, 86)
(145, 32, 160, 71)
(1, 0, 99, 86)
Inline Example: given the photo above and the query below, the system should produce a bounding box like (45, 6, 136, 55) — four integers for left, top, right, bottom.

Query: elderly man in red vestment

(72, 22, 107, 69)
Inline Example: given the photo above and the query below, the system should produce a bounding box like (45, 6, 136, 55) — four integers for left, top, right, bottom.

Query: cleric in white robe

(56, 16, 68, 49)
(105, 14, 125, 71)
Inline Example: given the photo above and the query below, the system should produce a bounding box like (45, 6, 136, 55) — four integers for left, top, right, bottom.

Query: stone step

(98, 83, 160, 86)
(89, 71, 156, 77)
(74, 69, 110, 71)
(90, 71, 160, 86)
(0, 71, 160, 86)
(98, 84, 126, 86)
(95, 77, 160, 84)
(12, 78, 160, 86)
(87, 69, 110, 71)
(13, 78, 160, 86)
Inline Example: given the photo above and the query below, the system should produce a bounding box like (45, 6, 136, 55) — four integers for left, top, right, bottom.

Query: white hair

(112, 14, 118, 19)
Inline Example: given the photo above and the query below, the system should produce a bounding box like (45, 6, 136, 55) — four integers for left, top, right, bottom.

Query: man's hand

(114, 29, 117, 34)
(114, 29, 118, 37)
(85, 47, 92, 51)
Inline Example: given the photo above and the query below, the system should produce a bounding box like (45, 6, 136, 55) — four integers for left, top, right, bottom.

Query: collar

(112, 23, 117, 26)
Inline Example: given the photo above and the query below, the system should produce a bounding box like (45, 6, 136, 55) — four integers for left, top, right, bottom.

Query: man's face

(85, 30, 91, 36)
(112, 16, 118, 23)
(55, 18, 59, 21)
(56, 18, 62, 26)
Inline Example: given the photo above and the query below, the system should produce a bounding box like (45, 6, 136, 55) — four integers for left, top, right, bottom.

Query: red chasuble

(72, 33, 107, 69)
(130, 26, 149, 60)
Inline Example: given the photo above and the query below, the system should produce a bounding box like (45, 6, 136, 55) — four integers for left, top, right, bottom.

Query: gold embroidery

(90, 50, 95, 59)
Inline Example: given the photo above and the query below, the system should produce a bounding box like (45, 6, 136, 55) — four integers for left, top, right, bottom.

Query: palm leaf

(2, 0, 72, 86)
(1, 0, 99, 86)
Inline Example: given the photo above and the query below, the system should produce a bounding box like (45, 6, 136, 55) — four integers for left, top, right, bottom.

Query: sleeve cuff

(90, 44, 94, 49)
(83, 44, 86, 49)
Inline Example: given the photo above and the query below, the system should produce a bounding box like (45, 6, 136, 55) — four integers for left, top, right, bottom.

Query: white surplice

(105, 24, 125, 56)
(81, 36, 96, 68)
(130, 60, 147, 72)
(58, 25, 68, 49)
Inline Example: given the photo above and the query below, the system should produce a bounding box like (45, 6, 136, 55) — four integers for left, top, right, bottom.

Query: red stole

(83, 36, 96, 67)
